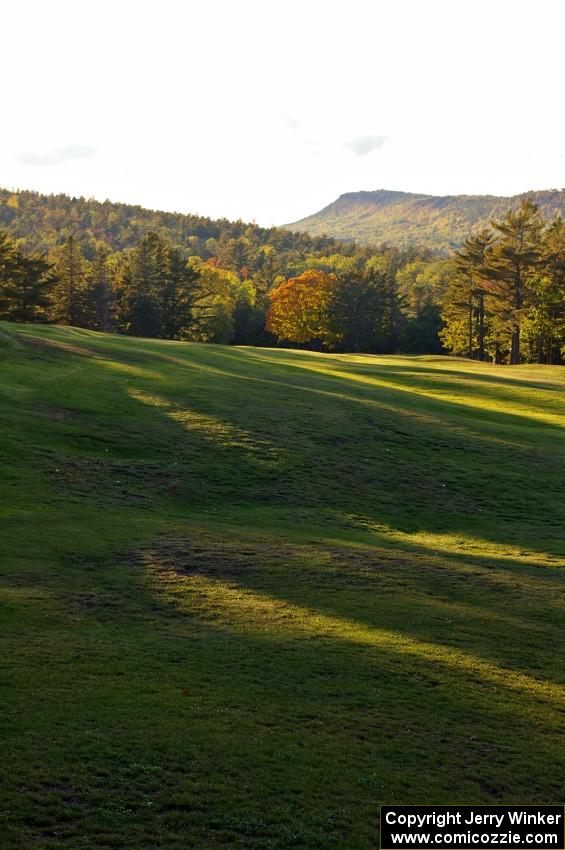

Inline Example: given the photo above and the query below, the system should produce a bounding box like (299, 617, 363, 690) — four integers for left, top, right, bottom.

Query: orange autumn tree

(265, 269, 337, 346)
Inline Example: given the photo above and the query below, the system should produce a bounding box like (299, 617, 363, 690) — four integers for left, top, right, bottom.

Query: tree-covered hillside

(288, 188, 565, 250)
(0, 188, 343, 259)
(0, 188, 436, 352)
(0, 189, 563, 364)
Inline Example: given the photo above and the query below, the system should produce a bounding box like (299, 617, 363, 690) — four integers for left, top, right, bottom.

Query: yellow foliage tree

(265, 269, 337, 346)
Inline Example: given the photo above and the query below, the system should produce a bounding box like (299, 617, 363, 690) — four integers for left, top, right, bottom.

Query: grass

(0, 322, 564, 850)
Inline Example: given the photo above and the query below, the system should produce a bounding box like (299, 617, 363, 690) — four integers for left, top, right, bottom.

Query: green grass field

(1, 322, 564, 850)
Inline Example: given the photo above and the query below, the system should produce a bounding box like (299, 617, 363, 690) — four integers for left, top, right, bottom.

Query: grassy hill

(1, 323, 564, 849)
(287, 188, 565, 250)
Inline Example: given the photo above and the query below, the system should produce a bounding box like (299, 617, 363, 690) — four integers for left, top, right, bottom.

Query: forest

(0, 189, 563, 364)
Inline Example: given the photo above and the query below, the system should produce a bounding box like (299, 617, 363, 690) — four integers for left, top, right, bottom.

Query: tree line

(0, 227, 441, 350)
(0, 190, 562, 363)
(265, 200, 564, 363)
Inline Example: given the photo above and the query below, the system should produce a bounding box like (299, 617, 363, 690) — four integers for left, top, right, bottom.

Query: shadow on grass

(11, 326, 564, 559)
(132, 530, 565, 688)
(3, 323, 565, 846)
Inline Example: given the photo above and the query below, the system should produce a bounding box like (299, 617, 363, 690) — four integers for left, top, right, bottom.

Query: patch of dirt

(133, 537, 296, 581)
(48, 455, 184, 505)
(35, 403, 79, 422)
(128, 535, 418, 601)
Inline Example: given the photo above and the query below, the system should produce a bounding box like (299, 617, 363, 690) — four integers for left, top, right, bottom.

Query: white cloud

(277, 112, 300, 131)
(18, 144, 97, 167)
(344, 135, 388, 156)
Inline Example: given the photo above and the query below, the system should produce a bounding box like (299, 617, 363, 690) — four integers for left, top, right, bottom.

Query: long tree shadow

(131, 529, 565, 686)
(16, 328, 562, 559)
(119, 535, 565, 805)
(232, 347, 565, 393)
(6, 551, 565, 850)
(4, 324, 565, 848)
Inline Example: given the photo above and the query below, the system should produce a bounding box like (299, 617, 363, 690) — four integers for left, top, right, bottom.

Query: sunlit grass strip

(267, 360, 564, 428)
(144, 561, 565, 708)
(128, 387, 283, 467)
(340, 517, 563, 567)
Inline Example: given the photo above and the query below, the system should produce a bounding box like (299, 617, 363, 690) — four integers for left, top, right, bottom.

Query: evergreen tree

(366, 255, 401, 353)
(440, 233, 493, 359)
(528, 216, 565, 363)
(119, 233, 165, 337)
(0, 231, 56, 323)
(485, 200, 542, 365)
(85, 246, 114, 331)
(50, 235, 88, 326)
(0, 230, 17, 282)
(329, 261, 388, 352)
(160, 248, 200, 339)
(455, 231, 493, 360)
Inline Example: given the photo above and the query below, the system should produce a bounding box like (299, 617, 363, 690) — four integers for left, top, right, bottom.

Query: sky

(1, 0, 564, 227)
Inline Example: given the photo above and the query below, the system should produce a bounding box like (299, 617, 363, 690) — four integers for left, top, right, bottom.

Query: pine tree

(86, 246, 114, 331)
(160, 248, 200, 339)
(329, 261, 388, 352)
(0, 230, 18, 307)
(0, 231, 56, 323)
(50, 235, 88, 326)
(453, 230, 494, 360)
(485, 200, 542, 364)
(528, 216, 565, 363)
(119, 233, 165, 337)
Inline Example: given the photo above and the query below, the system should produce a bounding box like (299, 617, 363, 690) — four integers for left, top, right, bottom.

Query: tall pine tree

(50, 235, 88, 326)
(485, 200, 542, 365)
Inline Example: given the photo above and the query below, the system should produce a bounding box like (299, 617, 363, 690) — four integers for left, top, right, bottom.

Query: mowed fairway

(1, 323, 564, 850)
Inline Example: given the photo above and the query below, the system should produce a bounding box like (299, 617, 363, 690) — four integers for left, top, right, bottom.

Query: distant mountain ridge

(287, 188, 565, 251)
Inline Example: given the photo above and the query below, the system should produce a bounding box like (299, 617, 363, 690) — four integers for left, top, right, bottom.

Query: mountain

(287, 188, 565, 251)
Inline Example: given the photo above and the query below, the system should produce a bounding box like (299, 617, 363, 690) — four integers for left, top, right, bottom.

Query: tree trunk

(478, 295, 485, 361)
(510, 328, 520, 365)
(510, 264, 522, 365)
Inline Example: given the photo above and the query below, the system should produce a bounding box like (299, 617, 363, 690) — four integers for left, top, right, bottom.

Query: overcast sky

(2, 0, 564, 226)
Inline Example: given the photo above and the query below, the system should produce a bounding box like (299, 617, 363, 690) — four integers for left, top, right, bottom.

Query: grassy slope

(1, 323, 564, 850)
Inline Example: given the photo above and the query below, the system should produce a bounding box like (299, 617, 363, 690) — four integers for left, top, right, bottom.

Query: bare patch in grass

(132, 536, 296, 582)
(48, 455, 184, 506)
